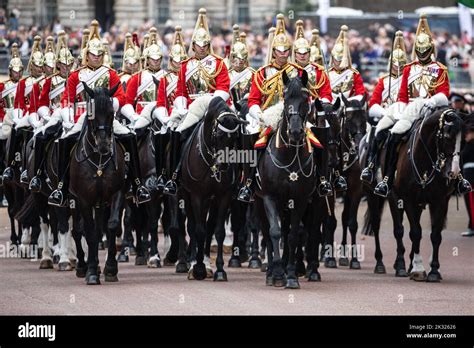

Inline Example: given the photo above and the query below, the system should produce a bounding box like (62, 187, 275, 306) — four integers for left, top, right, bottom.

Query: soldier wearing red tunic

(163, 8, 231, 195)
(48, 20, 151, 207)
(2, 36, 44, 183)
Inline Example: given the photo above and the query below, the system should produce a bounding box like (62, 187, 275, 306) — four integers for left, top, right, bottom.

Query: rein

(409, 108, 460, 188)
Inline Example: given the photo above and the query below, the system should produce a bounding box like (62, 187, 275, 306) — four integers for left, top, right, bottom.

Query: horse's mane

(208, 96, 231, 117)
(284, 76, 305, 100)
(92, 88, 113, 114)
(425, 107, 463, 134)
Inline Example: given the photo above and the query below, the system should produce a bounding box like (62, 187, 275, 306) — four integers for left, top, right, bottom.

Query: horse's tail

(15, 193, 40, 228)
(361, 194, 385, 236)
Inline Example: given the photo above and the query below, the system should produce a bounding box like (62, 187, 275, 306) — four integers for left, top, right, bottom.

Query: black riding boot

(361, 128, 388, 184)
(163, 131, 182, 196)
(237, 133, 260, 203)
(374, 133, 402, 197)
(333, 170, 347, 192)
(2, 127, 20, 182)
(119, 133, 151, 204)
(154, 131, 170, 193)
(312, 126, 333, 197)
(48, 136, 77, 207)
(29, 134, 47, 192)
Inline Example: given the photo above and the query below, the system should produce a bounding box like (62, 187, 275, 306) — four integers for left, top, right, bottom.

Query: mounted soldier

(292, 19, 333, 196)
(28, 30, 75, 192)
(119, 32, 141, 89)
(369, 14, 470, 197)
(360, 30, 407, 185)
(162, 8, 231, 196)
(47, 19, 151, 207)
(151, 25, 188, 191)
(2, 36, 45, 183)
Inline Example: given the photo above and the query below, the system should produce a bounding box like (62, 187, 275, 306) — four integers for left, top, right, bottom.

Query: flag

(459, 0, 474, 8)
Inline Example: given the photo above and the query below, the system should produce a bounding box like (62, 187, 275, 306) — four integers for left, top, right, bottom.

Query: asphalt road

(0, 197, 473, 315)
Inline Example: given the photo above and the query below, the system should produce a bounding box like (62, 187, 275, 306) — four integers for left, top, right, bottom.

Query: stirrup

(135, 185, 151, 204)
(2, 167, 14, 182)
(360, 163, 375, 184)
(163, 180, 178, 196)
(333, 172, 347, 192)
(374, 177, 390, 197)
(237, 183, 254, 203)
(317, 177, 333, 197)
(48, 189, 66, 207)
(20, 170, 29, 184)
(29, 176, 42, 193)
(457, 175, 472, 195)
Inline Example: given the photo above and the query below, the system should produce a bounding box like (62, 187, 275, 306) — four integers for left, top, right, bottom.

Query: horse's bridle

(409, 108, 461, 188)
(194, 110, 241, 183)
(280, 86, 311, 148)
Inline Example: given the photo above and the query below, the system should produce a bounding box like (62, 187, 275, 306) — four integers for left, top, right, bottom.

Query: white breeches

(61, 112, 132, 139)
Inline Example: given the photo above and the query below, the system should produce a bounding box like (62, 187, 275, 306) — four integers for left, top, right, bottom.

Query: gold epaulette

(436, 61, 448, 70)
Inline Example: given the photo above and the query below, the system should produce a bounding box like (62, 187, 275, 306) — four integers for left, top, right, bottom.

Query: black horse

(393, 108, 465, 282)
(255, 70, 317, 289)
(180, 96, 247, 281)
(69, 83, 126, 285)
(337, 93, 367, 269)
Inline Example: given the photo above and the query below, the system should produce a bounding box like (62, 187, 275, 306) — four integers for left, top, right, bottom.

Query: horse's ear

(230, 88, 238, 105)
(314, 98, 323, 112)
(108, 83, 121, 98)
(300, 69, 308, 87)
(152, 75, 160, 86)
(83, 81, 94, 99)
(340, 93, 349, 106)
(333, 97, 341, 110)
(361, 93, 367, 106)
(282, 70, 289, 86)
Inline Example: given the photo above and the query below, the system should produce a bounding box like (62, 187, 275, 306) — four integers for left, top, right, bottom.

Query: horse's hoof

(176, 262, 189, 273)
(325, 258, 337, 268)
(135, 256, 146, 266)
(426, 271, 442, 283)
(76, 267, 87, 278)
(53, 255, 60, 264)
(248, 258, 262, 269)
(192, 263, 207, 281)
(213, 270, 228, 281)
(39, 259, 54, 269)
(86, 275, 101, 285)
(285, 278, 300, 289)
(58, 262, 73, 271)
(410, 271, 427, 281)
(296, 263, 306, 277)
(350, 259, 361, 269)
(98, 241, 105, 250)
(147, 258, 162, 268)
(105, 274, 118, 282)
(70, 259, 77, 269)
(265, 276, 273, 286)
(163, 257, 176, 267)
(272, 277, 286, 288)
(395, 269, 408, 277)
(223, 245, 232, 254)
(308, 271, 321, 282)
(228, 257, 241, 268)
(260, 262, 268, 272)
(374, 264, 386, 274)
(338, 257, 349, 267)
(117, 254, 129, 263)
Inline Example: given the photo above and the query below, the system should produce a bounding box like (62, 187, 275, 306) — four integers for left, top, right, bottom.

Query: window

(236, 0, 250, 25)
(156, 0, 170, 24)
(44, 0, 58, 26)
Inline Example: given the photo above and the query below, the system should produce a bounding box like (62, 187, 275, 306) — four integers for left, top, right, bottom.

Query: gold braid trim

(198, 56, 224, 90)
(307, 66, 326, 98)
(429, 68, 448, 92)
(255, 64, 296, 110)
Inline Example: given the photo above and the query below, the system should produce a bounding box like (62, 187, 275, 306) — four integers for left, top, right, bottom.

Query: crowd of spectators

(1, 7, 474, 90)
